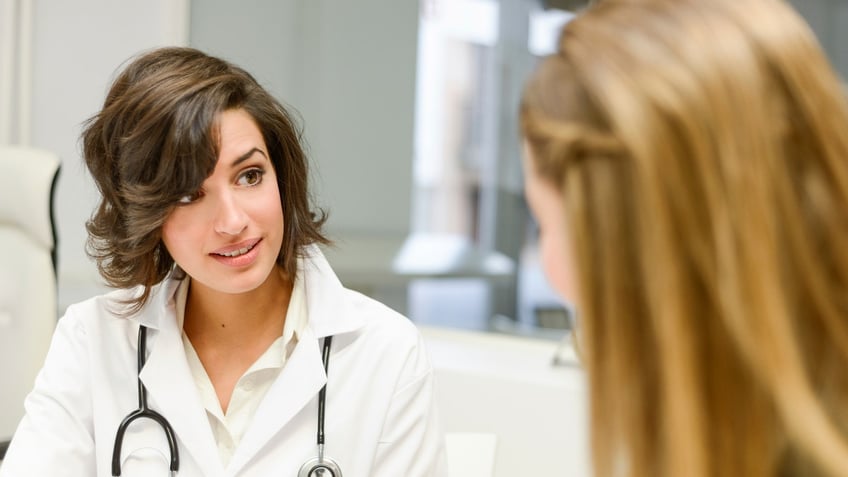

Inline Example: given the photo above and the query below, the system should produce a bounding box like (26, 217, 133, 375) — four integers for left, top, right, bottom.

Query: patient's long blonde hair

(521, 0, 848, 475)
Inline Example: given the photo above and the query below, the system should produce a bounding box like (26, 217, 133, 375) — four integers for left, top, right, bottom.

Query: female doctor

(0, 47, 446, 476)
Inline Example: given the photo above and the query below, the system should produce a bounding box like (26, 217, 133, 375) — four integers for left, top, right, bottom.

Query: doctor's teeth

(219, 246, 252, 257)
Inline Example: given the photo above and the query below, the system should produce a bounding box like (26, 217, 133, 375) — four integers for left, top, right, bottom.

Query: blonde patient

(522, 0, 848, 476)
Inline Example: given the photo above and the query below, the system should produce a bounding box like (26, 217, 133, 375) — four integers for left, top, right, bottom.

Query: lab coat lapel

(227, 327, 326, 473)
(136, 282, 224, 477)
(227, 247, 365, 473)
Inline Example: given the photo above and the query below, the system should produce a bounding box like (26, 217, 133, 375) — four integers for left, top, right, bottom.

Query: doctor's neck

(182, 268, 293, 347)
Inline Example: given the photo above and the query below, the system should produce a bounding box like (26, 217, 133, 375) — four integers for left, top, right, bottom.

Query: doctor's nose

(213, 194, 248, 236)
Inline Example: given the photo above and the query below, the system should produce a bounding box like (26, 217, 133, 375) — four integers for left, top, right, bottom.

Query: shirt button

(242, 377, 255, 392)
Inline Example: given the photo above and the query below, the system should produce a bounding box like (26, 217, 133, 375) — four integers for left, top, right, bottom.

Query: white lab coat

(0, 246, 447, 476)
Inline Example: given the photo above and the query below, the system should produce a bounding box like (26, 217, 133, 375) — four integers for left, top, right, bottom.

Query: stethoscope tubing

(111, 326, 339, 476)
(317, 335, 332, 447)
(111, 325, 179, 476)
(298, 336, 342, 477)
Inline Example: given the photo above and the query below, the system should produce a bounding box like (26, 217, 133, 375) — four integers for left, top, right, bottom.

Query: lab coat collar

(124, 270, 183, 332)
(300, 244, 366, 338)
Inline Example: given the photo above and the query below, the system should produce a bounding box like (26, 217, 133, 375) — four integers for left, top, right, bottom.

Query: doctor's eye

(237, 168, 265, 187)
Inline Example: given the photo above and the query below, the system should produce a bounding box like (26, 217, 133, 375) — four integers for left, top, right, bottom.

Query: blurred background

(1, 0, 845, 337)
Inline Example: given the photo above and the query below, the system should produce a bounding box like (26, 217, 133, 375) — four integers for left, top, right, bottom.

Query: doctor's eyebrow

(231, 147, 268, 167)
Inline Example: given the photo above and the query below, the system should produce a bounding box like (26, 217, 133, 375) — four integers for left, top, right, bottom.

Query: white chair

(0, 146, 60, 459)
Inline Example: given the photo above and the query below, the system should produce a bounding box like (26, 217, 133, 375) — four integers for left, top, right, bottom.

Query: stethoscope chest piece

(298, 454, 342, 477)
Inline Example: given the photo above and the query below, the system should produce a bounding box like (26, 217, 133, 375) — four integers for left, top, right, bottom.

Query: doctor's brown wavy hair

(522, 0, 848, 476)
(82, 47, 328, 312)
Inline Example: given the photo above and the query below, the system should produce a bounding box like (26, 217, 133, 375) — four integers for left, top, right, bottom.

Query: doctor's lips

(211, 238, 261, 258)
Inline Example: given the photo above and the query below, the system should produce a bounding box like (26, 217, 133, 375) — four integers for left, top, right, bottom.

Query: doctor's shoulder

(341, 288, 434, 377)
(344, 288, 424, 342)
(58, 278, 174, 339)
(338, 288, 448, 475)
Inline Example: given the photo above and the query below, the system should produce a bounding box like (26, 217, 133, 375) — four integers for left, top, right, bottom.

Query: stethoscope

(111, 325, 342, 476)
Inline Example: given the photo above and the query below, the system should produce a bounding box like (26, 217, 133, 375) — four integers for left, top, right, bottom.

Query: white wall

(27, 0, 189, 309)
(190, 0, 418, 240)
(188, 0, 297, 102)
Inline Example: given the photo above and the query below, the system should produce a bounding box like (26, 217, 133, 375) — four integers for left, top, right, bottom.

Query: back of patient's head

(521, 0, 848, 475)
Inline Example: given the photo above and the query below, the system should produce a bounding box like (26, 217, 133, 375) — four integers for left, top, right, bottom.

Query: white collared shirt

(176, 275, 307, 468)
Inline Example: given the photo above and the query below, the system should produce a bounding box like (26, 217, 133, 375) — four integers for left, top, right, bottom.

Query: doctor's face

(161, 108, 284, 295)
